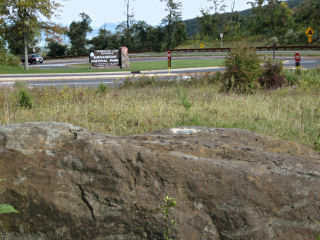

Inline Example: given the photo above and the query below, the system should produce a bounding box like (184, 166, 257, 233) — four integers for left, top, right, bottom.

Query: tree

(247, 0, 294, 36)
(67, 13, 92, 56)
(123, 0, 135, 47)
(173, 21, 187, 47)
(47, 41, 67, 57)
(295, 0, 320, 30)
(88, 26, 120, 51)
(198, 0, 226, 39)
(161, 0, 182, 50)
(4, 24, 39, 55)
(131, 21, 152, 51)
(124, 0, 134, 30)
(198, 9, 217, 38)
(3, 0, 62, 70)
(149, 26, 166, 52)
(208, 0, 226, 14)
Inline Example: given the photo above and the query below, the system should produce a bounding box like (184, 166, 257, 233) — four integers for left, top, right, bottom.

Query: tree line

(0, 0, 187, 63)
(0, 0, 319, 67)
(195, 0, 319, 45)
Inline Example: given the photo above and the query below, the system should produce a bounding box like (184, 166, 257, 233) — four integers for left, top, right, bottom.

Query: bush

(222, 42, 262, 94)
(18, 89, 34, 108)
(0, 49, 20, 66)
(259, 60, 288, 89)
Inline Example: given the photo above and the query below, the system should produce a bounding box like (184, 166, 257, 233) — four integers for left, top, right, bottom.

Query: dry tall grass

(0, 78, 319, 148)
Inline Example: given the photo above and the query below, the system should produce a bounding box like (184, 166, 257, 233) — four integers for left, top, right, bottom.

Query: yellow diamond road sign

(306, 27, 314, 37)
(200, 43, 205, 49)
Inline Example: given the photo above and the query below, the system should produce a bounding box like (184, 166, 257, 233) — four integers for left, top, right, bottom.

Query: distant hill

(184, 0, 305, 37)
(184, 18, 200, 37)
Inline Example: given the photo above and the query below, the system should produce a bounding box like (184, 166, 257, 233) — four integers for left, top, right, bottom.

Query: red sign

(294, 53, 301, 62)
(167, 51, 171, 59)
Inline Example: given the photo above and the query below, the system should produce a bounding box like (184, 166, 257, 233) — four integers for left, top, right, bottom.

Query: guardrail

(171, 46, 320, 52)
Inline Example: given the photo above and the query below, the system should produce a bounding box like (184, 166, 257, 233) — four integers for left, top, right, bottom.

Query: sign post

(273, 43, 276, 61)
(305, 27, 314, 45)
(220, 33, 224, 48)
(294, 53, 301, 69)
(167, 51, 172, 74)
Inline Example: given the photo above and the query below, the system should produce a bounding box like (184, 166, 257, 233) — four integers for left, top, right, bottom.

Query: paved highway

(27, 53, 320, 69)
(0, 67, 223, 88)
(1, 53, 318, 88)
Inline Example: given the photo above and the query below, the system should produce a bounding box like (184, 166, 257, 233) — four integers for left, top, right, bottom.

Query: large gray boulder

(0, 122, 319, 240)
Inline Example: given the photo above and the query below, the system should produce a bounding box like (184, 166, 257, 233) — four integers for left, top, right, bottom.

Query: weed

(181, 92, 192, 111)
(283, 70, 299, 86)
(18, 89, 34, 108)
(14, 81, 26, 89)
(0, 179, 19, 215)
(96, 82, 107, 94)
(163, 196, 177, 240)
(314, 132, 320, 151)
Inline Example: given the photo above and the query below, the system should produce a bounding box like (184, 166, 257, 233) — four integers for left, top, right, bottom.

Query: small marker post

(294, 52, 301, 70)
(167, 51, 172, 74)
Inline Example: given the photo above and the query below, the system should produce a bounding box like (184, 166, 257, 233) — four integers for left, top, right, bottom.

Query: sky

(54, 0, 251, 29)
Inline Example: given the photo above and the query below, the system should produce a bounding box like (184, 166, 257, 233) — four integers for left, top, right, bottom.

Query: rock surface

(0, 122, 320, 240)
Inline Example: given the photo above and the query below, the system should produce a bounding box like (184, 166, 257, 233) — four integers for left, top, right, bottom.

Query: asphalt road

(0, 66, 224, 88)
(27, 53, 320, 70)
(2, 52, 318, 88)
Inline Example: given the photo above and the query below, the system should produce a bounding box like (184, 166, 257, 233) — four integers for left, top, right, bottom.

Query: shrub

(259, 60, 288, 89)
(18, 89, 34, 108)
(0, 49, 20, 66)
(222, 42, 262, 94)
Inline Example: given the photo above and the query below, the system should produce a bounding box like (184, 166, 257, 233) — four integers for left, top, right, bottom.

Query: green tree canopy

(161, 0, 182, 50)
(67, 12, 93, 55)
(3, 0, 62, 69)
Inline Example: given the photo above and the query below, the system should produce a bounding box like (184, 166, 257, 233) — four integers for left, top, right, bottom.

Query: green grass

(1, 74, 319, 149)
(0, 59, 224, 74)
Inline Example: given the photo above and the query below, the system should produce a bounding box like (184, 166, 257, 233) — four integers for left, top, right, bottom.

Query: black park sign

(89, 47, 131, 69)
(89, 50, 120, 68)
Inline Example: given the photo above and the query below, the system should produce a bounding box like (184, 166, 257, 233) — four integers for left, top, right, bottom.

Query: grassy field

(0, 59, 224, 74)
(1, 73, 319, 149)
